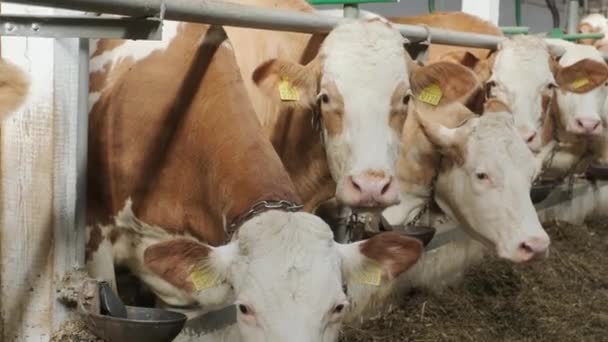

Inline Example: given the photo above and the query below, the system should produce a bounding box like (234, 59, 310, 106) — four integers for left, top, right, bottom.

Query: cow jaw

(319, 19, 410, 210)
(423, 112, 550, 263)
(489, 36, 556, 152)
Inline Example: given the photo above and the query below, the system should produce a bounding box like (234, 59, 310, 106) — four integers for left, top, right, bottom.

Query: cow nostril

(519, 242, 533, 255)
(381, 178, 391, 195)
(350, 177, 361, 192)
(525, 132, 536, 144)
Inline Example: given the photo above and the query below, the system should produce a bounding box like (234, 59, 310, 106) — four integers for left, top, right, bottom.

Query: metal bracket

(0, 14, 162, 40)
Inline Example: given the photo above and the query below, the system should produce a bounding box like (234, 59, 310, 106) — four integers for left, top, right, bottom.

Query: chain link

(226, 200, 303, 241)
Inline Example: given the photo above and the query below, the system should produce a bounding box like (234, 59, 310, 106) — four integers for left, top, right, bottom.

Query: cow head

(417, 100, 550, 262)
(144, 211, 422, 342)
(253, 19, 415, 210)
(551, 46, 608, 136)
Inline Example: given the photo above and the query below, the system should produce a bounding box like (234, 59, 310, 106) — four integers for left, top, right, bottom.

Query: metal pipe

(343, 3, 359, 18)
(546, 0, 561, 28)
(428, 0, 435, 13)
(76, 37, 89, 269)
(568, 0, 579, 34)
(515, 0, 522, 27)
(501, 26, 529, 35)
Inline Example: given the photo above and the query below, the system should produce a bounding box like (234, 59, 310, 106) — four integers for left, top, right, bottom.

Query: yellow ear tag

(190, 267, 221, 291)
(418, 83, 443, 106)
(353, 262, 383, 286)
(571, 77, 590, 89)
(278, 76, 299, 102)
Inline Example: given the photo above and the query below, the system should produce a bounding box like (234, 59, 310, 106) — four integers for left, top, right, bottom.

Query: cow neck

(223, 1, 332, 212)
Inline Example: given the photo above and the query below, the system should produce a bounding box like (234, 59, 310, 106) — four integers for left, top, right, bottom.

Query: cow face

(418, 101, 550, 263)
(484, 36, 558, 152)
(552, 50, 608, 136)
(144, 211, 422, 342)
(253, 19, 414, 210)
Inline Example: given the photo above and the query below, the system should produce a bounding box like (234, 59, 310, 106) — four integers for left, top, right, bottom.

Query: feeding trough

(585, 163, 608, 180)
(78, 280, 187, 342)
(530, 179, 559, 204)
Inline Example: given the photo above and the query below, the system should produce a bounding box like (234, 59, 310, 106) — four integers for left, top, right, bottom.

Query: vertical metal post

(568, 0, 579, 34)
(343, 3, 359, 18)
(75, 37, 88, 267)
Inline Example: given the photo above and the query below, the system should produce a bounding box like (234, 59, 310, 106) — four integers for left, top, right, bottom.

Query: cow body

(86, 22, 422, 341)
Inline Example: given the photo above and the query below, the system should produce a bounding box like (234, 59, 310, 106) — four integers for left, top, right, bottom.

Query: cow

(383, 61, 549, 290)
(86, 23, 423, 341)
(391, 12, 577, 155)
(222, 1, 418, 212)
(538, 39, 608, 175)
(0, 58, 29, 120)
(577, 13, 608, 52)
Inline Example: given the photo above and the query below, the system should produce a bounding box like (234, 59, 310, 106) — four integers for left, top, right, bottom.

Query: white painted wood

(0, 3, 87, 340)
(462, 0, 500, 25)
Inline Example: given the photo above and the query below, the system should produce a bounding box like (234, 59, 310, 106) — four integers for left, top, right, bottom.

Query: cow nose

(575, 117, 602, 134)
(522, 130, 537, 145)
(343, 171, 399, 208)
(517, 236, 550, 262)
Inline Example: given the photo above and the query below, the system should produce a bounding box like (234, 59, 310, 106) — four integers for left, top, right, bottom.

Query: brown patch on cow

(410, 61, 481, 107)
(0, 59, 29, 120)
(360, 232, 423, 280)
(320, 81, 344, 136)
(484, 98, 511, 113)
(91, 40, 127, 58)
(109, 228, 121, 244)
(554, 59, 608, 94)
(389, 81, 409, 133)
(88, 24, 301, 246)
(144, 238, 211, 292)
(85, 225, 104, 261)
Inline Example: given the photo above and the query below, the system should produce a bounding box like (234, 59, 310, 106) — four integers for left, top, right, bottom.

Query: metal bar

(515, 0, 522, 26)
(0, 14, 162, 39)
(76, 37, 89, 270)
(343, 3, 359, 18)
(0, 0, 556, 51)
(568, 0, 579, 34)
(501, 26, 529, 34)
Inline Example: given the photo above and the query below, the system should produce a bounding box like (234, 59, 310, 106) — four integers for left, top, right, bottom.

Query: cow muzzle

(338, 170, 399, 209)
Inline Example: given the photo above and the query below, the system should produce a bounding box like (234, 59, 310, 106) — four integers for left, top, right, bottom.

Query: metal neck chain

(226, 200, 303, 241)
(407, 155, 441, 227)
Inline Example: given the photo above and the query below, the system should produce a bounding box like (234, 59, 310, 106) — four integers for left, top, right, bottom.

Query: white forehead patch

(320, 19, 408, 108)
(493, 36, 554, 87)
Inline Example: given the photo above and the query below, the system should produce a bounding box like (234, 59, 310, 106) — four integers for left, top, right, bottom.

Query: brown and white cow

(577, 13, 608, 52)
(86, 24, 422, 341)
(0, 58, 29, 120)
(537, 39, 608, 174)
(383, 62, 549, 290)
(223, 1, 418, 211)
(391, 13, 568, 154)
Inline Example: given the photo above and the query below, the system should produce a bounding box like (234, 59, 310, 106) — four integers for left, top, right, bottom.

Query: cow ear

(337, 232, 422, 319)
(409, 61, 481, 107)
(338, 232, 422, 284)
(252, 57, 321, 108)
(143, 238, 236, 308)
(439, 51, 481, 70)
(0, 59, 29, 120)
(415, 109, 474, 164)
(554, 59, 608, 93)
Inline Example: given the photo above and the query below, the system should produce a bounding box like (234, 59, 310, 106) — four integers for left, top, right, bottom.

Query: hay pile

(341, 220, 608, 342)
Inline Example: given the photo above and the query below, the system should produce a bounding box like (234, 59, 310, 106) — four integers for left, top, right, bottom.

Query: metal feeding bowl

(78, 280, 187, 342)
(586, 163, 608, 180)
(530, 180, 558, 204)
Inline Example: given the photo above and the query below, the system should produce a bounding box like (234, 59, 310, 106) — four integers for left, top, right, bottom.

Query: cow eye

(546, 82, 557, 90)
(238, 304, 251, 315)
(476, 172, 489, 180)
(403, 94, 411, 105)
(320, 93, 330, 104)
(333, 304, 345, 314)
